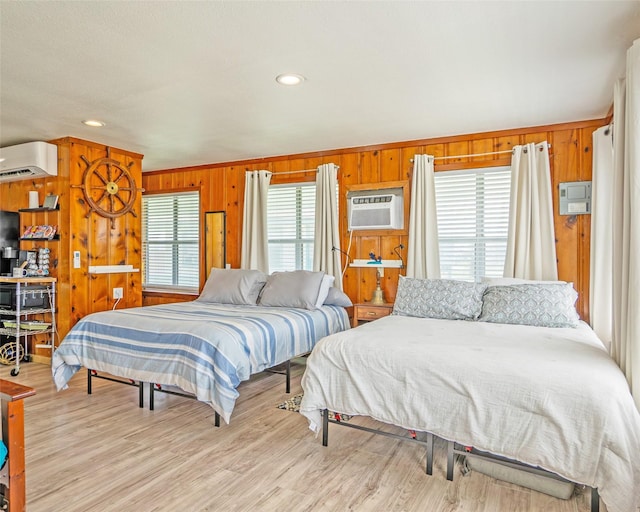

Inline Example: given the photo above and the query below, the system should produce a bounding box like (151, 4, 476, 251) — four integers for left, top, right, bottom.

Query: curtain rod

(410, 143, 551, 162)
(435, 149, 514, 160)
(246, 165, 340, 175)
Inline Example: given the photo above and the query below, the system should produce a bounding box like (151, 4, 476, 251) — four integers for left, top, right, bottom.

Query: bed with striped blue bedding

(52, 301, 350, 423)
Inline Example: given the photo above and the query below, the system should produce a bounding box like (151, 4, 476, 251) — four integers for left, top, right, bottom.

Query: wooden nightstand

(353, 302, 394, 326)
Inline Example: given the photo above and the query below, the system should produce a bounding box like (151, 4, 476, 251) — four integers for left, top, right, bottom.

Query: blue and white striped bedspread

(52, 301, 350, 423)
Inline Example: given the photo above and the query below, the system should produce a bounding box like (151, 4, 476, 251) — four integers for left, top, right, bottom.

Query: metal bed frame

(321, 409, 435, 475)
(148, 382, 222, 427)
(86, 359, 294, 426)
(149, 360, 292, 426)
(321, 409, 600, 512)
(87, 369, 144, 408)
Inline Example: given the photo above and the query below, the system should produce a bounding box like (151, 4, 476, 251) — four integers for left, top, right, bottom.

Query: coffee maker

(2, 248, 29, 276)
(0, 211, 20, 276)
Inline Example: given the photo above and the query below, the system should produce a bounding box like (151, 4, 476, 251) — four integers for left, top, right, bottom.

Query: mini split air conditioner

(348, 190, 403, 230)
(0, 142, 58, 183)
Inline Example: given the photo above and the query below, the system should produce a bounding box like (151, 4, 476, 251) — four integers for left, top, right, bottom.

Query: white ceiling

(1, 1, 638, 172)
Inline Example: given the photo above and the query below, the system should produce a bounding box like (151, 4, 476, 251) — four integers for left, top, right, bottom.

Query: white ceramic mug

(12, 267, 27, 278)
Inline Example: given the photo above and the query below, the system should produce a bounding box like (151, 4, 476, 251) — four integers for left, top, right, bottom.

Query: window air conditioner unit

(348, 191, 403, 230)
(0, 142, 58, 183)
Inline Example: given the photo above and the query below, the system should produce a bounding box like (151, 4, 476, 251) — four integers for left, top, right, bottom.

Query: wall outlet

(113, 287, 123, 299)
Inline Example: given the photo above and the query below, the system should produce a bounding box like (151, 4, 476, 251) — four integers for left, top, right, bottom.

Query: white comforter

(300, 316, 640, 512)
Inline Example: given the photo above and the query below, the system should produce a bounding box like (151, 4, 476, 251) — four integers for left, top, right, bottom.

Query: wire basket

(0, 341, 23, 365)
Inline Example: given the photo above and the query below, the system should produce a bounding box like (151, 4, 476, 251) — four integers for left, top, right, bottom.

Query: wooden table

(353, 302, 394, 326)
(0, 379, 36, 512)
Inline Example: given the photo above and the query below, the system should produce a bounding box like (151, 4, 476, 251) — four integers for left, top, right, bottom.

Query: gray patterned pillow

(393, 277, 487, 320)
(479, 283, 579, 328)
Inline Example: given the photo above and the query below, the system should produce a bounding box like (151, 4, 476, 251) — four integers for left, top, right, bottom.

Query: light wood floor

(1, 361, 600, 512)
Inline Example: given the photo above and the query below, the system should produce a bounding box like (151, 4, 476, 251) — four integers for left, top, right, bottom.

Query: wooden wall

(0, 138, 143, 357)
(143, 118, 605, 321)
(0, 119, 603, 358)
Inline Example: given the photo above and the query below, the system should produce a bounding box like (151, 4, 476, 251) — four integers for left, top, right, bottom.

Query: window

(142, 191, 200, 291)
(267, 183, 316, 273)
(434, 166, 511, 282)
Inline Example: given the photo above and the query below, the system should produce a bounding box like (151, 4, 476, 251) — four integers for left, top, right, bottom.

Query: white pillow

(198, 268, 267, 305)
(315, 274, 335, 308)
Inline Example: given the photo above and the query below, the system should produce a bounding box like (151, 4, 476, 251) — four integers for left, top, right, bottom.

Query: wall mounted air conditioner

(0, 142, 58, 183)
(348, 189, 403, 230)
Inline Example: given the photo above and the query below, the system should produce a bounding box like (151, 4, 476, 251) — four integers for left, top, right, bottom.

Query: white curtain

(406, 154, 440, 278)
(241, 170, 272, 273)
(611, 38, 640, 408)
(504, 142, 558, 280)
(313, 163, 343, 290)
(590, 125, 614, 351)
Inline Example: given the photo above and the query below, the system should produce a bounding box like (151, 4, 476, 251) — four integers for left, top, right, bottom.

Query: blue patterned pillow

(479, 283, 579, 328)
(393, 277, 486, 320)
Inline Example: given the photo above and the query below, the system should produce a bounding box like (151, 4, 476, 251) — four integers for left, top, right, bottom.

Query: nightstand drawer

(353, 303, 394, 326)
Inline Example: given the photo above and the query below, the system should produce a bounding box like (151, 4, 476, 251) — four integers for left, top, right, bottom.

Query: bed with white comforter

(53, 301, 350, 423)
(300, 315, 640, 512)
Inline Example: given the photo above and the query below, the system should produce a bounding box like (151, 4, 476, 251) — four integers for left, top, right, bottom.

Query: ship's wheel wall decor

(72, 148, 144, 229)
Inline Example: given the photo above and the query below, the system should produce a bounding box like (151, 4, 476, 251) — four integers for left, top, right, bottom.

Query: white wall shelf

(88, 265, 140, 274)
(349, 259, 404, 268)
(349, 259, 404, 277)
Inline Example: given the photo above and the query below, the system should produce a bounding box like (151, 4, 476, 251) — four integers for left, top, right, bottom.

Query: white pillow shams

(258, 270, 326, 310)
(315, 274, 335, 308)
(393, 276, 486, 321)
(479, 282, 580, 328)
(198, 268, 267, 305)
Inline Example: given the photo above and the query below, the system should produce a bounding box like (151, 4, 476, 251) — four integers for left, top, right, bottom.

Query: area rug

(277, 393, 352, 421)
(277, 393, 305, 412)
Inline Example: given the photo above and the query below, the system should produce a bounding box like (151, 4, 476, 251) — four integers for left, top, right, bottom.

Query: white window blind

(267, 183, 316, 273)
(142, 191, 200, 291)
(434, 166, 511, 282)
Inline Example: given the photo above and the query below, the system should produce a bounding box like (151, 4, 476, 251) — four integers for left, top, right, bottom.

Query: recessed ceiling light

(82, 120, 106, 127)
(275, 73, 305, 86)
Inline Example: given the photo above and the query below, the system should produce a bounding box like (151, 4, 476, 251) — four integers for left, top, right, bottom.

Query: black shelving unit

(19, 235, 60, 242)
(17, 206, 60, 213)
